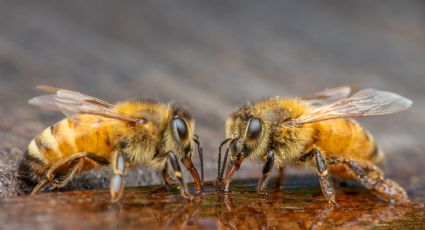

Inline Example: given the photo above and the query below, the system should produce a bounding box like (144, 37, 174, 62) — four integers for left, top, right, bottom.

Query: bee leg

(51, 160, 85, 188)
(30, 179, 49, 195)
(110, 151, 126, 203)
(274, 166, 286, 190)
(257, 150, 275, 195)
(168, 151, 191, 199)
(46, 153, 109, 188)
(152, 165, 177, 194)
(162, 164, 177, 187)
(84, 153, 110, 166)
(44, 153, 85, 188)
(182, 155, 203, 194)
(328, 157, 409, 204)
(314, 149, 337, 206)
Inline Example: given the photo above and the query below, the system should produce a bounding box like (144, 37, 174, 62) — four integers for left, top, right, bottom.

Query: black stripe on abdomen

(18, 150, 48, 192)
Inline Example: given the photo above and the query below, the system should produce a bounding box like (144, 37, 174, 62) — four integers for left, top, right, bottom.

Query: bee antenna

(218, 139, 237, 182)
(220, 140, 236, 181)
(193, 135, 204, 183)
(217, 138, 231, 181)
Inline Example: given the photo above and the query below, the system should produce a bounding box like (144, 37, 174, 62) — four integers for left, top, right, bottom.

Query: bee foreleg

(257, 150, 275, 195)
(182, 155, 203, 194)
(168, 151, 191, 200)
(162, 164, 177, 187)
(314, 149, 337, 206)
(110, 151, 126, 203)
(151, 165, 177, 194)
(327, 157, 409, 204)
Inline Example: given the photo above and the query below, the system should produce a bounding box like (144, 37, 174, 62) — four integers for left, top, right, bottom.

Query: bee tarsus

(161, 164, 177, 188)
(257, 150, 275, 195)
(314, 149, 337, 206)
(167, 151, 191, 199)
(182, 155, 203, 194)
(327, 157, 410, 204)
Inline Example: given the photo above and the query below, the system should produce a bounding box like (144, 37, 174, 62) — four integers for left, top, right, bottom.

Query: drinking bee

(19, 85, 204, 202)
(217, 87, 412, 205)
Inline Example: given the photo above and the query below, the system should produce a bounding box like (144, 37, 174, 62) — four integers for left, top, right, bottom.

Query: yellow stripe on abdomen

(29, 123, 65, 164)
(73, 116, 115, 159)
(50, 119, 78, 162)
(317, 119, 376, 162)
(27, 139, 43, 162)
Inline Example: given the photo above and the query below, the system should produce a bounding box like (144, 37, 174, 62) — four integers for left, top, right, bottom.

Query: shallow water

(0, 177, 424, 229)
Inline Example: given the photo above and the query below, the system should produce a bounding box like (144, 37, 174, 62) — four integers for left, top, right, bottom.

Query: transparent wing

(295, 89, 412, 125)
(36, 85, 114, 109)
(29, 85, 138, 124)
(301, 86, 353, 106)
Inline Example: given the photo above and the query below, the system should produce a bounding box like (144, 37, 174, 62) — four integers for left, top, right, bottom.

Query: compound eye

(247, 117, 262, 139)
(172, 117, 188, 140)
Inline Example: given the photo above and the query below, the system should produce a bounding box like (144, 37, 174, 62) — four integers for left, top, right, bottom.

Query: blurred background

(0, 0, 424, 198)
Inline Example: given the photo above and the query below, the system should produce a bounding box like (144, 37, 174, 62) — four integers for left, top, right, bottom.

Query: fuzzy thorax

(113, 100, 195, 171)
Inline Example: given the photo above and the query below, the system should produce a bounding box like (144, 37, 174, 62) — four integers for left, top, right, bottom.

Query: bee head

(168, 105, 204, 191)
(225, 107, 271, 163)
(218, 114, 270, 189)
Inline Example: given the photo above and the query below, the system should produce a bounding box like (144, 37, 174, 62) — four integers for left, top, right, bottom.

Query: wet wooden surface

(0, 0, 424, 229)
(1, 179, 424, 229)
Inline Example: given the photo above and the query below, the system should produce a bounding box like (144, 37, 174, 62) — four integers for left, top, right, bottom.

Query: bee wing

(36, 85, 114, 109)
(301, 86, 353, 106)
(295, 89, 412, 125)
(29, 85, 138, 124)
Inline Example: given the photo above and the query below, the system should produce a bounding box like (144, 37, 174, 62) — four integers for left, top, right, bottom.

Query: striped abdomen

(19, 117, 115, 185)
(315, 118, 383, 178)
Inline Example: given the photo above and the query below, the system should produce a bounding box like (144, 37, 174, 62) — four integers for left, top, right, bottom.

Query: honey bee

(217, 87, 412, 205)
(19, 85, 204, 202)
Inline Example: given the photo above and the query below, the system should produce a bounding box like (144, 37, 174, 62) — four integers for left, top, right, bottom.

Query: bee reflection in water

(110, 184, 410, 230)
(213, 189, 410, 230)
